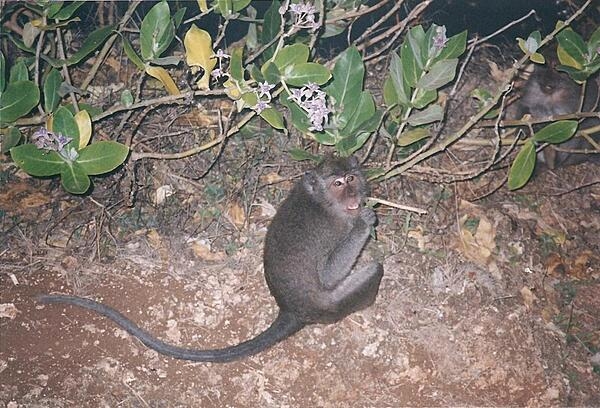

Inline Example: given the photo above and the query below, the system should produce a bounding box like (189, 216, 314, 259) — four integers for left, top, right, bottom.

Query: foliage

(508, 26, 600, 190)
(0, 0, 597, 196)
(382, 24, 466, 150)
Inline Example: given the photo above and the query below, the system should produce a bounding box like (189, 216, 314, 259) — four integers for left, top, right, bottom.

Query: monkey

(39, 156, 384, 363)
(508, 63, 599, 169)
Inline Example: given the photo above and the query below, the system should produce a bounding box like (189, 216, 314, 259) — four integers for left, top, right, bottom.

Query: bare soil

(1, 155, 599, 407)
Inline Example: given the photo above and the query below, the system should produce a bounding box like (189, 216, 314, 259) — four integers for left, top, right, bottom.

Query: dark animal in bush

(509, 64, 599, 169)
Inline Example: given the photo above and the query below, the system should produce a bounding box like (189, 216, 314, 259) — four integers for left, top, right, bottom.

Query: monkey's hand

(359, 207, 377, 227)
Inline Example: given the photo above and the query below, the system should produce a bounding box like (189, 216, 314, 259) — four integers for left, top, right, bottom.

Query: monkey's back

(263, 183, 353, 323)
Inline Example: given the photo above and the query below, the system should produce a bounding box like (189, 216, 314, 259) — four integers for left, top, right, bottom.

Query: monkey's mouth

(346, 202, 360, 213)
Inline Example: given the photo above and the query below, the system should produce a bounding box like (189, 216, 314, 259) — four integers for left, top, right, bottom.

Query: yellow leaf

(146, 229, 162, 250)
(227, 201, 246, 228)
(557, 45, 582, 70)
(30, 19, 44, 28)
(145, 66, 181, 95)
(190, 239, 226, 261)
(74, 110, 92, 149)
(197, 0, 209, 12)
(520, 286, 537, 309)
(184, 25, 216, 90)
(223, 79, 242, 100)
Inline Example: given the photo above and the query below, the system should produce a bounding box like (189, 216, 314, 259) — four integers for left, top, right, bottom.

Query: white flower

(257, 81, 276, 98)
(253, 100, 270, 114)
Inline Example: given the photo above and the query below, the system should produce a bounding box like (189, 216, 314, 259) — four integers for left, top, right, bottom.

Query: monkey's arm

(318, 208, 375, 290)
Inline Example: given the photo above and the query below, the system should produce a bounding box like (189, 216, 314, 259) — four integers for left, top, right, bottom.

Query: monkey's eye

(346, 175, 355, 183)
(333, 177, 345, 187)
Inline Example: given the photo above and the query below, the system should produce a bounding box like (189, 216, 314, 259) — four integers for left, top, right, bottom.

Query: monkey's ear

(302, 171, 319, 193)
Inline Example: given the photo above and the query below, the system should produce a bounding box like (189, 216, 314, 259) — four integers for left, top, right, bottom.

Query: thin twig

(55, 25, 79, 113)
(81, 1, 142, 91)
(368, 197, 427, 215)
(471, 9, 536, 47)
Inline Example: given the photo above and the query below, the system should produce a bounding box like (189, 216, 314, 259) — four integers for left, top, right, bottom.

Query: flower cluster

(32, 128, 78, 161)
(283, 2, 320, 32)
(211, 49, 230, 80)
(288, 83, 330, 132)
(252, 81, 276, 114)
(432, 26, 448, 52)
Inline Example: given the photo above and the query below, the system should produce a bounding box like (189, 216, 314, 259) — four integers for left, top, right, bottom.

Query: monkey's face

(327, 173, 365, 217)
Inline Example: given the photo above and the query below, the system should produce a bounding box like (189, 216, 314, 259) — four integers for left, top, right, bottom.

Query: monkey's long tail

(38, 294, 305, 363)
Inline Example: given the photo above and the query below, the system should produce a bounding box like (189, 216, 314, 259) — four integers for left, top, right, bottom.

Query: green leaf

(0, 81, 39, 125)
(230, 47, 244, 81)
(313, 130, 337, 145)
(382, 77, 397, 107)
(288, 148, 320, 162)
(325, 46, 363, 110)
(216, 0, 233, 15)
(43, 68, 62, 113)
(9, 60, 29, 82)
(245, 5, 259, 49)
(508, 140, 536, 190)
(340, 91, 375, 136)
(532, 120, 578, 144)
(1, 126, 22, 153)
(401, 40, 420, 87)
(52, 106, 80, 148)
(77, 141, 129, 175)
(435, 30, 467, 61)
(46, 1, 64, 18)
(407, 104, 443, 126)
(151, 56, 182, 66)
(67, 25, 116, 66)
(336, 132, 371, 156)
(555, 64, 590, 82)
(140, 1, 172, 60)
(350, 132, 371, 155)
(407, 25, 426, 69)
(397, 127, 430, 147)
(122, 36, 145, 70)
(0, 51, 6, 93)
(173, 7, 186, 29)
(416, 59, 458, 91)
(261, 61, 281, 84)
(280, 91, 311, 133)
(354, 109, 383, 134)
(259, 108, 285, 130)
(588, 27, 600, 56)
(423, 24, 438, 60)
(412, 88, 437, 109)
(261, 0, 282, 60)
(274, 43, 310, 71)
(232, 0, 252, 12)
(61, 161, 90, 194)
(321, 9, 348, 38)
(155, 19, 176, 60)
(52, 1, 85, 20)
(121, 89, 134, 107)
(10, 144, 65, 176)
(65, 103, 103, 119)
(336, 134, 357, 156)
(389, 52, 409, 105)
(241, 91, 258, 107)
(283, 62, 331, 86)
(557, 28, 587, 68)
(249, 64, 265, 82)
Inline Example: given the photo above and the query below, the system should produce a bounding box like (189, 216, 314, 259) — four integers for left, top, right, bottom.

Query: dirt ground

(1, 148, 599, 407)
